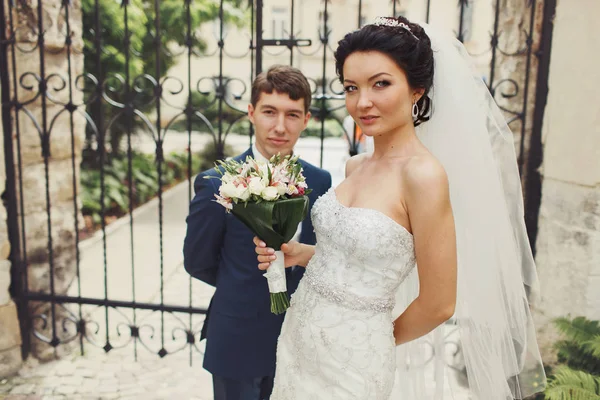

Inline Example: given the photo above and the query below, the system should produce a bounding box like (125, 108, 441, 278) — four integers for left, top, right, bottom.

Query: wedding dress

(271, 188, 413, 400)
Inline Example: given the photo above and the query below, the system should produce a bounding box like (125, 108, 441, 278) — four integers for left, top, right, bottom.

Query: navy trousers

(212, 375, 274, 400)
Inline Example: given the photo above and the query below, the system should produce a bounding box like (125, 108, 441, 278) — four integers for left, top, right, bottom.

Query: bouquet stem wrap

(231, 196, 309, 314)
(265, 251, 288, 313)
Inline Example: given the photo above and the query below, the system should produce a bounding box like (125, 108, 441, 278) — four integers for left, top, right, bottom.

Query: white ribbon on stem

(264, 250, 287, 293)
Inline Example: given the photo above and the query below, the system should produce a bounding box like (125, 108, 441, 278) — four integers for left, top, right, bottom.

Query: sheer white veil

(382, 22, 547, 399)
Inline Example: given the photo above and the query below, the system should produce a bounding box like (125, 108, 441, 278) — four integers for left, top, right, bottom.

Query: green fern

(544, 366, 600, 400)
(556, 340, 600, 375)
(554, 317, 600, 375)
(555, 317, 600, 343)
(585, 336, 600, 360)
(542, 318, 600, 399)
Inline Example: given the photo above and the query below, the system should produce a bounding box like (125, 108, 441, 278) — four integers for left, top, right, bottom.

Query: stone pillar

(533, 0, 600, 362)
(4, 0, 85, 360)
(493, 0, 545, 198)
(0, 77, 24, 378)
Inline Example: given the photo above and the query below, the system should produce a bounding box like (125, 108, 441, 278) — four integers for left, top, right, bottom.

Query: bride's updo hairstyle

(334, 16, 434, 126)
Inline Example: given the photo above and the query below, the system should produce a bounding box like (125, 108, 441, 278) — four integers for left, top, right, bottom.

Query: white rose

(248, 176, 266, 195)
(219, 182, 237, 199)
(275, 183, 287, 196)
(261, 175, 270, 188)
(236, 185, 250, 201)
(261, 186, 279, 201)
(221, 173, 235, 184)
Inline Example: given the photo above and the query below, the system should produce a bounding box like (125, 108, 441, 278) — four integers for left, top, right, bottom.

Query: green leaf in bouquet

(232, 201, 279, 247)
(231, 196, 309, 251)
(273, 197, 309, 242)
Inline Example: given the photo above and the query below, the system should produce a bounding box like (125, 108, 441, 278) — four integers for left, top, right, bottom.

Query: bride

(254, 16, 546, 400)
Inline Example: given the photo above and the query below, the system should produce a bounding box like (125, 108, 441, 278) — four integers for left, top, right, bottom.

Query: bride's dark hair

(334, 16, 434, 126)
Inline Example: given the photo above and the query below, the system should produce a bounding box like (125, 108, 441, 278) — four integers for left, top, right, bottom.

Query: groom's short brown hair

(251, 65, 312, 113)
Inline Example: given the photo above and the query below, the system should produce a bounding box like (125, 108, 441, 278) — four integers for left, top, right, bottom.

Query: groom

(183, 65, 332, 400)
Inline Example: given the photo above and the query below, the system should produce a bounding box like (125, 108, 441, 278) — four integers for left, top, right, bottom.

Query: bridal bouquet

(208, 154, 311, 314)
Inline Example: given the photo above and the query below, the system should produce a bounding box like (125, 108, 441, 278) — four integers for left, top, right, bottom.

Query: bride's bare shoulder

(402, 154, 449, 198)
(345, 153, 369, 178)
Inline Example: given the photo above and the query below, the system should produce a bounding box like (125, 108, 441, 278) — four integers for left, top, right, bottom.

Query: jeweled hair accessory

(371, 16, 419, 40)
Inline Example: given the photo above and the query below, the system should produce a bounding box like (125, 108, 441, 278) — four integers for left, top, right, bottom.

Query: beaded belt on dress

(303, 272, 395, 313)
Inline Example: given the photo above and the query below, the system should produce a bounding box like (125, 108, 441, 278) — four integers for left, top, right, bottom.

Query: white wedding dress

(271, 188, 416, 400)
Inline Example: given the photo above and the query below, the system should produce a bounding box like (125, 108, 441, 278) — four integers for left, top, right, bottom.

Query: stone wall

(533, 0, 600, 362)
(0, 77, 24, 378)
(2, 0, 85, 361)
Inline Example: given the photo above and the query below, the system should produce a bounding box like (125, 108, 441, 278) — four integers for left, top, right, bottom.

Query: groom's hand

(254, 237, 303, 270)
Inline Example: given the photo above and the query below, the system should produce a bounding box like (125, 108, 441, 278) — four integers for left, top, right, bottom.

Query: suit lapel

(234, 148, 253, 163)
(298, 159, 320, 206)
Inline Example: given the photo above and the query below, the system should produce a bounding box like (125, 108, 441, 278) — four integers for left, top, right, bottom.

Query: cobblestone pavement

(0, 349, 213, 400)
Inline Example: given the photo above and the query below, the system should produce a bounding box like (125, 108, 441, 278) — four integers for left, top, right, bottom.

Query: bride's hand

(253, 237, 304, 270)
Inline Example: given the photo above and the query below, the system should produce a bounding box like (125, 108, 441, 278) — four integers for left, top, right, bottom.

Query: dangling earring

(412, 101, 419, 119)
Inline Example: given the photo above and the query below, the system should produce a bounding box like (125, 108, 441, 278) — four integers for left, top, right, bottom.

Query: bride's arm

(254, 237, 315, 269)
(393, 157, 457, 346)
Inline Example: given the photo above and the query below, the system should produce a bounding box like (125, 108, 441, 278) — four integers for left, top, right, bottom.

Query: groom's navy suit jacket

(183, 148, 332, 380)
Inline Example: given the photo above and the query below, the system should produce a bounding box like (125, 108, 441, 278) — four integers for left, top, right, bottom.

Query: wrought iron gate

(1, 0, 553, 362)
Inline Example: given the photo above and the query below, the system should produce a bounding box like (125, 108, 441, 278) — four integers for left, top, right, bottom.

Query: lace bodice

(271, 188, 418, 400)
(303, 188, 416, 312)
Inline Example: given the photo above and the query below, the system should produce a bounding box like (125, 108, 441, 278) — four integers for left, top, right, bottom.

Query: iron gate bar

(518, 0, 538, 176)
(152, 0, 167, 360)
(489, 0, 501, 95)
(1, 0, 31, 360)
(457, 0, 467, 43)
(255, 0, 264, 74)
(525, 0, 557, 254)
(261, 39, 312, 47)
(92, 0, 111, 359)
(63, 0, 86, 356)
(185, 0, 195, 365)
(318, 0, 329, 168)
(289, 0, 295, 65)
(123, 0, 139, 361)
(36, 0, 59, 352)
(23, 293, 208, 315)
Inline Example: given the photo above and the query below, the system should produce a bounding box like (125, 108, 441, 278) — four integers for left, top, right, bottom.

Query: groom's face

(248, 90, 311, 159)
